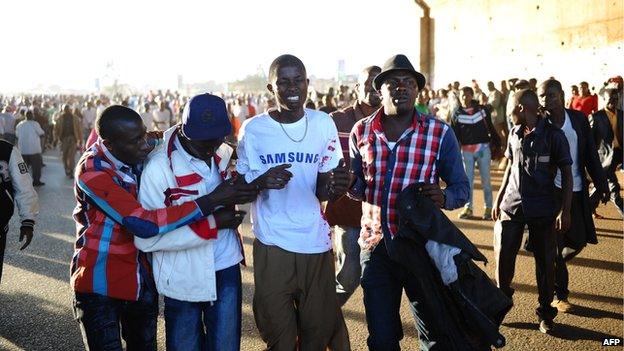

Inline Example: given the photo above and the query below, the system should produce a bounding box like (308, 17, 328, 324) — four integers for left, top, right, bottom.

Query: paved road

(0, 150, 622, 350)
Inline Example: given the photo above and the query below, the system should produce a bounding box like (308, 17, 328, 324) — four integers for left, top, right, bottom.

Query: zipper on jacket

(166, 252, 178, 285)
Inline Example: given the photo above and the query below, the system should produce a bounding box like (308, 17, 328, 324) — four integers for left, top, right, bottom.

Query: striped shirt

(71, 139, 206, 301)
(349, 110, 469, 238)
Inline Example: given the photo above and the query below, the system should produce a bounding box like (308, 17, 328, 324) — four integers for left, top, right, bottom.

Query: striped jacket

(349, 110, 469, 239)
(450, 102, 498, 146)
(71, 139, 206, 301)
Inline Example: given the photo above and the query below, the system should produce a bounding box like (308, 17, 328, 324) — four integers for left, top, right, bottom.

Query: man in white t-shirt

(237, 54, 352, 350)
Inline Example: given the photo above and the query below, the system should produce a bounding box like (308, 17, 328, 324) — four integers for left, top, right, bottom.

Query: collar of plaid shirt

(369, 109, 428, 144)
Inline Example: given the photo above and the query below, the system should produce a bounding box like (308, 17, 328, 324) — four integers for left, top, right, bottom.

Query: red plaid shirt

(349, 110, 468, 239)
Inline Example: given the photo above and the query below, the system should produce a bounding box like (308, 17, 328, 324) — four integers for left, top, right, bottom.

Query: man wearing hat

(135, 94, 260, 350)
(349, 54, 469, 350)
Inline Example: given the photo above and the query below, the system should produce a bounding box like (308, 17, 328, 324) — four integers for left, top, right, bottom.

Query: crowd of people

(0, 53, 622, 350)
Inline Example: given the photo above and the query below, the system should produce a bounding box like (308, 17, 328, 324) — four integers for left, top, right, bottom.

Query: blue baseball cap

(181, 94, 231, 140)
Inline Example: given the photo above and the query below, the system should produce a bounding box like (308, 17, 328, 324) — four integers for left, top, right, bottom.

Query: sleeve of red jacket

(77, 168, 205, 238)
(134, 156, 219, 252)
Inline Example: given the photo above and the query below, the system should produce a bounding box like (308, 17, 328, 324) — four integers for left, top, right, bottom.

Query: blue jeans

(361, 240, 458, 351)
(462, 145, 493, 210)
(164, 264, 242, 351)
(73, 286, 158, 351)
(334, 225, 362, 306)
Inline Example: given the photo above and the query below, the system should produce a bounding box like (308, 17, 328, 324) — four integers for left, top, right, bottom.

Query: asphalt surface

(0, 149, 622, 350)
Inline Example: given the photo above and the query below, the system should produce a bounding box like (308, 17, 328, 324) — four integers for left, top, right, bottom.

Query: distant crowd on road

(0, 54, 622, 350)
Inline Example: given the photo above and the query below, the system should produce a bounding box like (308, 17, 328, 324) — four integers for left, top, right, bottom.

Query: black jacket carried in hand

(590, 108, 623, 171)
(388, 183, 512, 350)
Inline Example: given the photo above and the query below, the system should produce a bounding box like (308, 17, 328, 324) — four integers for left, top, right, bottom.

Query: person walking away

(15, 111, 45, 186)
(54, 104, 82, 178)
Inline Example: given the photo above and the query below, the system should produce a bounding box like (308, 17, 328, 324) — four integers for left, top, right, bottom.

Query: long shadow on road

(567, 304, 624, 321)
(474, 244, 623, 273)
(0, 291, 82, 351)
(504, 321, 620, 342)
(512, 282, 623, 306)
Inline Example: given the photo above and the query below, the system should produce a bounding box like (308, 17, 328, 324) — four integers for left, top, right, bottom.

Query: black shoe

(33, 182, 45, 186)
(539, 319, 554, 334)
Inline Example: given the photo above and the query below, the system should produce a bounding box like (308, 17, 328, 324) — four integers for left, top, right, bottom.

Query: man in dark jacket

(589, 88, 623, 217)
(327, 65, 381, 306)
(451, 87, 501, 220)
(538, 79, 609, 313)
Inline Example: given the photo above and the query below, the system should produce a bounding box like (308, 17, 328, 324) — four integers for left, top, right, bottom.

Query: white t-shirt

(236, 109, 342, 254)
(174, 136, 243, 271)
(15, 120, 44, 155)
(555, 111, 582, 192)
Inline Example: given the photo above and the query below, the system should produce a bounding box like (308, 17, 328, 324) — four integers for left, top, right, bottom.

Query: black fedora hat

(373, 54, 426, 91)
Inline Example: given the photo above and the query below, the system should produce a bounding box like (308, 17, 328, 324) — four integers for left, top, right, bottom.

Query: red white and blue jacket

(71, 139, 206, 301)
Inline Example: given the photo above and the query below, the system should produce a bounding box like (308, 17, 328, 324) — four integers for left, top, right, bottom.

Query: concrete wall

(426, 0, 624, 91)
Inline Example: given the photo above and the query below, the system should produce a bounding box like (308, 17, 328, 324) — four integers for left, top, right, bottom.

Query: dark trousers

(590, 150, 624, 216)
(494, 210, 558, 321)
(61, 136, 77, 176)
(554, 191, 586, 300)
(73, 287, 158, 351)
(0, 224, 7, 284)
(361, 239, 460, 351)
(554, 239, 581, 301)
(22, 153, 43, 183)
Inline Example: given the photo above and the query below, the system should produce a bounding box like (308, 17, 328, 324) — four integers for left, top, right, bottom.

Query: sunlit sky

(1, 0, 423, 92)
